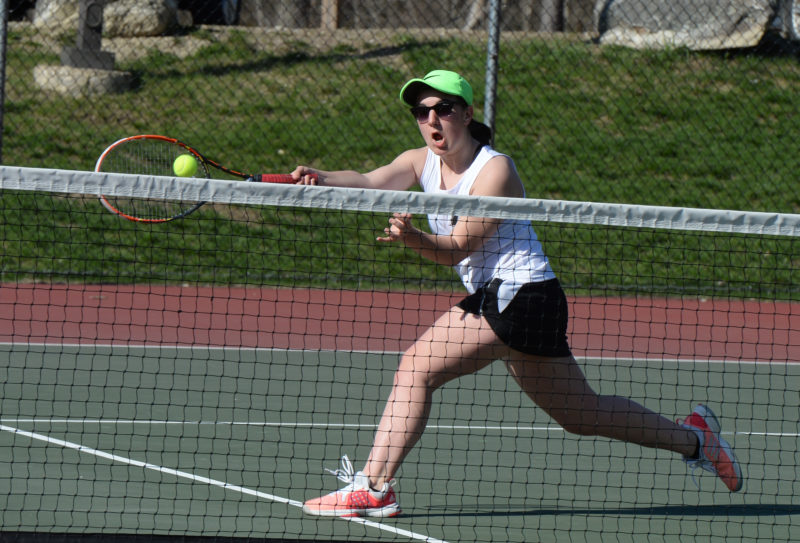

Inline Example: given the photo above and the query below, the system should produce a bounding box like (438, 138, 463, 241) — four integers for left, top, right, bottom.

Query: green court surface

(1, 344, 798, 542)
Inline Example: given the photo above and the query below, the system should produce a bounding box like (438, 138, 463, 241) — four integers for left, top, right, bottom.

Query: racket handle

(254, 173, 319, 184)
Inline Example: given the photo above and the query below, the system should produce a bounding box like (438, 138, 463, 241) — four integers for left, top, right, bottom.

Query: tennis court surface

(2, 166, 800, 542)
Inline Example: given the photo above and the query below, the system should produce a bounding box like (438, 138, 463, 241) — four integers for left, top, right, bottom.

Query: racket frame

(96, 134, 299, 223)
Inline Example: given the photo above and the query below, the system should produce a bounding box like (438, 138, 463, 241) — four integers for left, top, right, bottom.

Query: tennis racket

(96, 134, 313, 223)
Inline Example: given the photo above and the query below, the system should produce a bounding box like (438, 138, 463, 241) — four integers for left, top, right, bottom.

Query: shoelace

(325, 455, 357, 485)
(677, 418, 717, 489)
(323, 455, 396, 494)
(684, 454, 712, 489)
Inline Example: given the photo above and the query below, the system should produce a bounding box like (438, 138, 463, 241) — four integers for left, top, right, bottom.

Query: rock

(32, 0, 179, 38)
(597, 0, 774, 50)
(34, 64, 134, 97)
(104, 0, 179, 37)
(32, 0, 79, 33)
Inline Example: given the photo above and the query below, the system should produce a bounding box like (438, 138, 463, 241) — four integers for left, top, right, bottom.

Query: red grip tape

(257, 173, 319, 184)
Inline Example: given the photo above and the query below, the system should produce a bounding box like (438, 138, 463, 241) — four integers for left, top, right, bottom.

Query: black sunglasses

(409, 101, 458, 123)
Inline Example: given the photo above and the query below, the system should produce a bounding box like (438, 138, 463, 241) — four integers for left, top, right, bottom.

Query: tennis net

(1, 165, 799, 543)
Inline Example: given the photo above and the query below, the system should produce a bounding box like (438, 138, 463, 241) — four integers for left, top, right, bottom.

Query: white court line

(0, 423, 448, 543)
(2, 341, 799, 365)
(0, 418, 562, 432)
(3, 418, 792, 438)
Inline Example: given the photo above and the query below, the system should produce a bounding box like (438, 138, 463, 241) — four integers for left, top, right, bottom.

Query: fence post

(321, 0, 339, 30)
(483, 0, 501, 146)
(538, 0, 564, 31)
(0, 0, 7, 163)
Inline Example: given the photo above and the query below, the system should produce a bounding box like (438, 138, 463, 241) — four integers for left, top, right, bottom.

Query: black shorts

(457, 278, 572, 357)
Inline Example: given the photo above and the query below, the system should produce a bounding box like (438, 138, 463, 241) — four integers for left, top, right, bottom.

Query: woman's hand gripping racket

(96, 134, 315, 223)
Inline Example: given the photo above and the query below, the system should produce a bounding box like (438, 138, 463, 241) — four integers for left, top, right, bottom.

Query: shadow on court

(406, 503, 800, 518)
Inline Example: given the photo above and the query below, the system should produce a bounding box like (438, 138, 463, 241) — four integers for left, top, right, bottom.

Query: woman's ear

(464, 105, 474, 125)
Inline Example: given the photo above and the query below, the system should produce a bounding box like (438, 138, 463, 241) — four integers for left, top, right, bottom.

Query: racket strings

(97, 138, 207, 222)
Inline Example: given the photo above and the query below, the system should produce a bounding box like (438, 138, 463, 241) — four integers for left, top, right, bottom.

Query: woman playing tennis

(292, 70, 743, 517)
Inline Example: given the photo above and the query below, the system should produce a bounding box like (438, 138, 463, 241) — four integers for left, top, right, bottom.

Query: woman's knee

(393, 352, 444, 390)
(558, 416, 597, 436)
(541, 393, 604, 436)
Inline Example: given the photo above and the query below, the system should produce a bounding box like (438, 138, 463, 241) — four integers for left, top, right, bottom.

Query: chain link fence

(1, 0, 799, 211)
(1, 5, 800, 542)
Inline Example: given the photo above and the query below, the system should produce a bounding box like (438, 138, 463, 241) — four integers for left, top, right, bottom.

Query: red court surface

(2, 283, 798, 362)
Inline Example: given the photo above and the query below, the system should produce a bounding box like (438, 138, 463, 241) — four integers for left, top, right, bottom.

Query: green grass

(1, 27, 799, 297)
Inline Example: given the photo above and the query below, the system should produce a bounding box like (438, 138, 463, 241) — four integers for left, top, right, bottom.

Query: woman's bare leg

(363, 307, 505, 487)
(505, 354, 698, 456)
(362, 307, 698, 490)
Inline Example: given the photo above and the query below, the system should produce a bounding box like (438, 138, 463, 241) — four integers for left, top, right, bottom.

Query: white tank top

(418, 147, 556, 307)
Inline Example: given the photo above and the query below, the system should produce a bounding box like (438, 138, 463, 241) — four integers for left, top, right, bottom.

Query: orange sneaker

(302, 455, 401, 517)
(678, 404, 743, 492)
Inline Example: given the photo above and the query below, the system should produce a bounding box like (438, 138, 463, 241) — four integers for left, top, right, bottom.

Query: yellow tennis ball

(173, 154, 198, 177)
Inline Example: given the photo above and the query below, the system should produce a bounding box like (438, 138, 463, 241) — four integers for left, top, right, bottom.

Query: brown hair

(469, 120, 493, 147)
